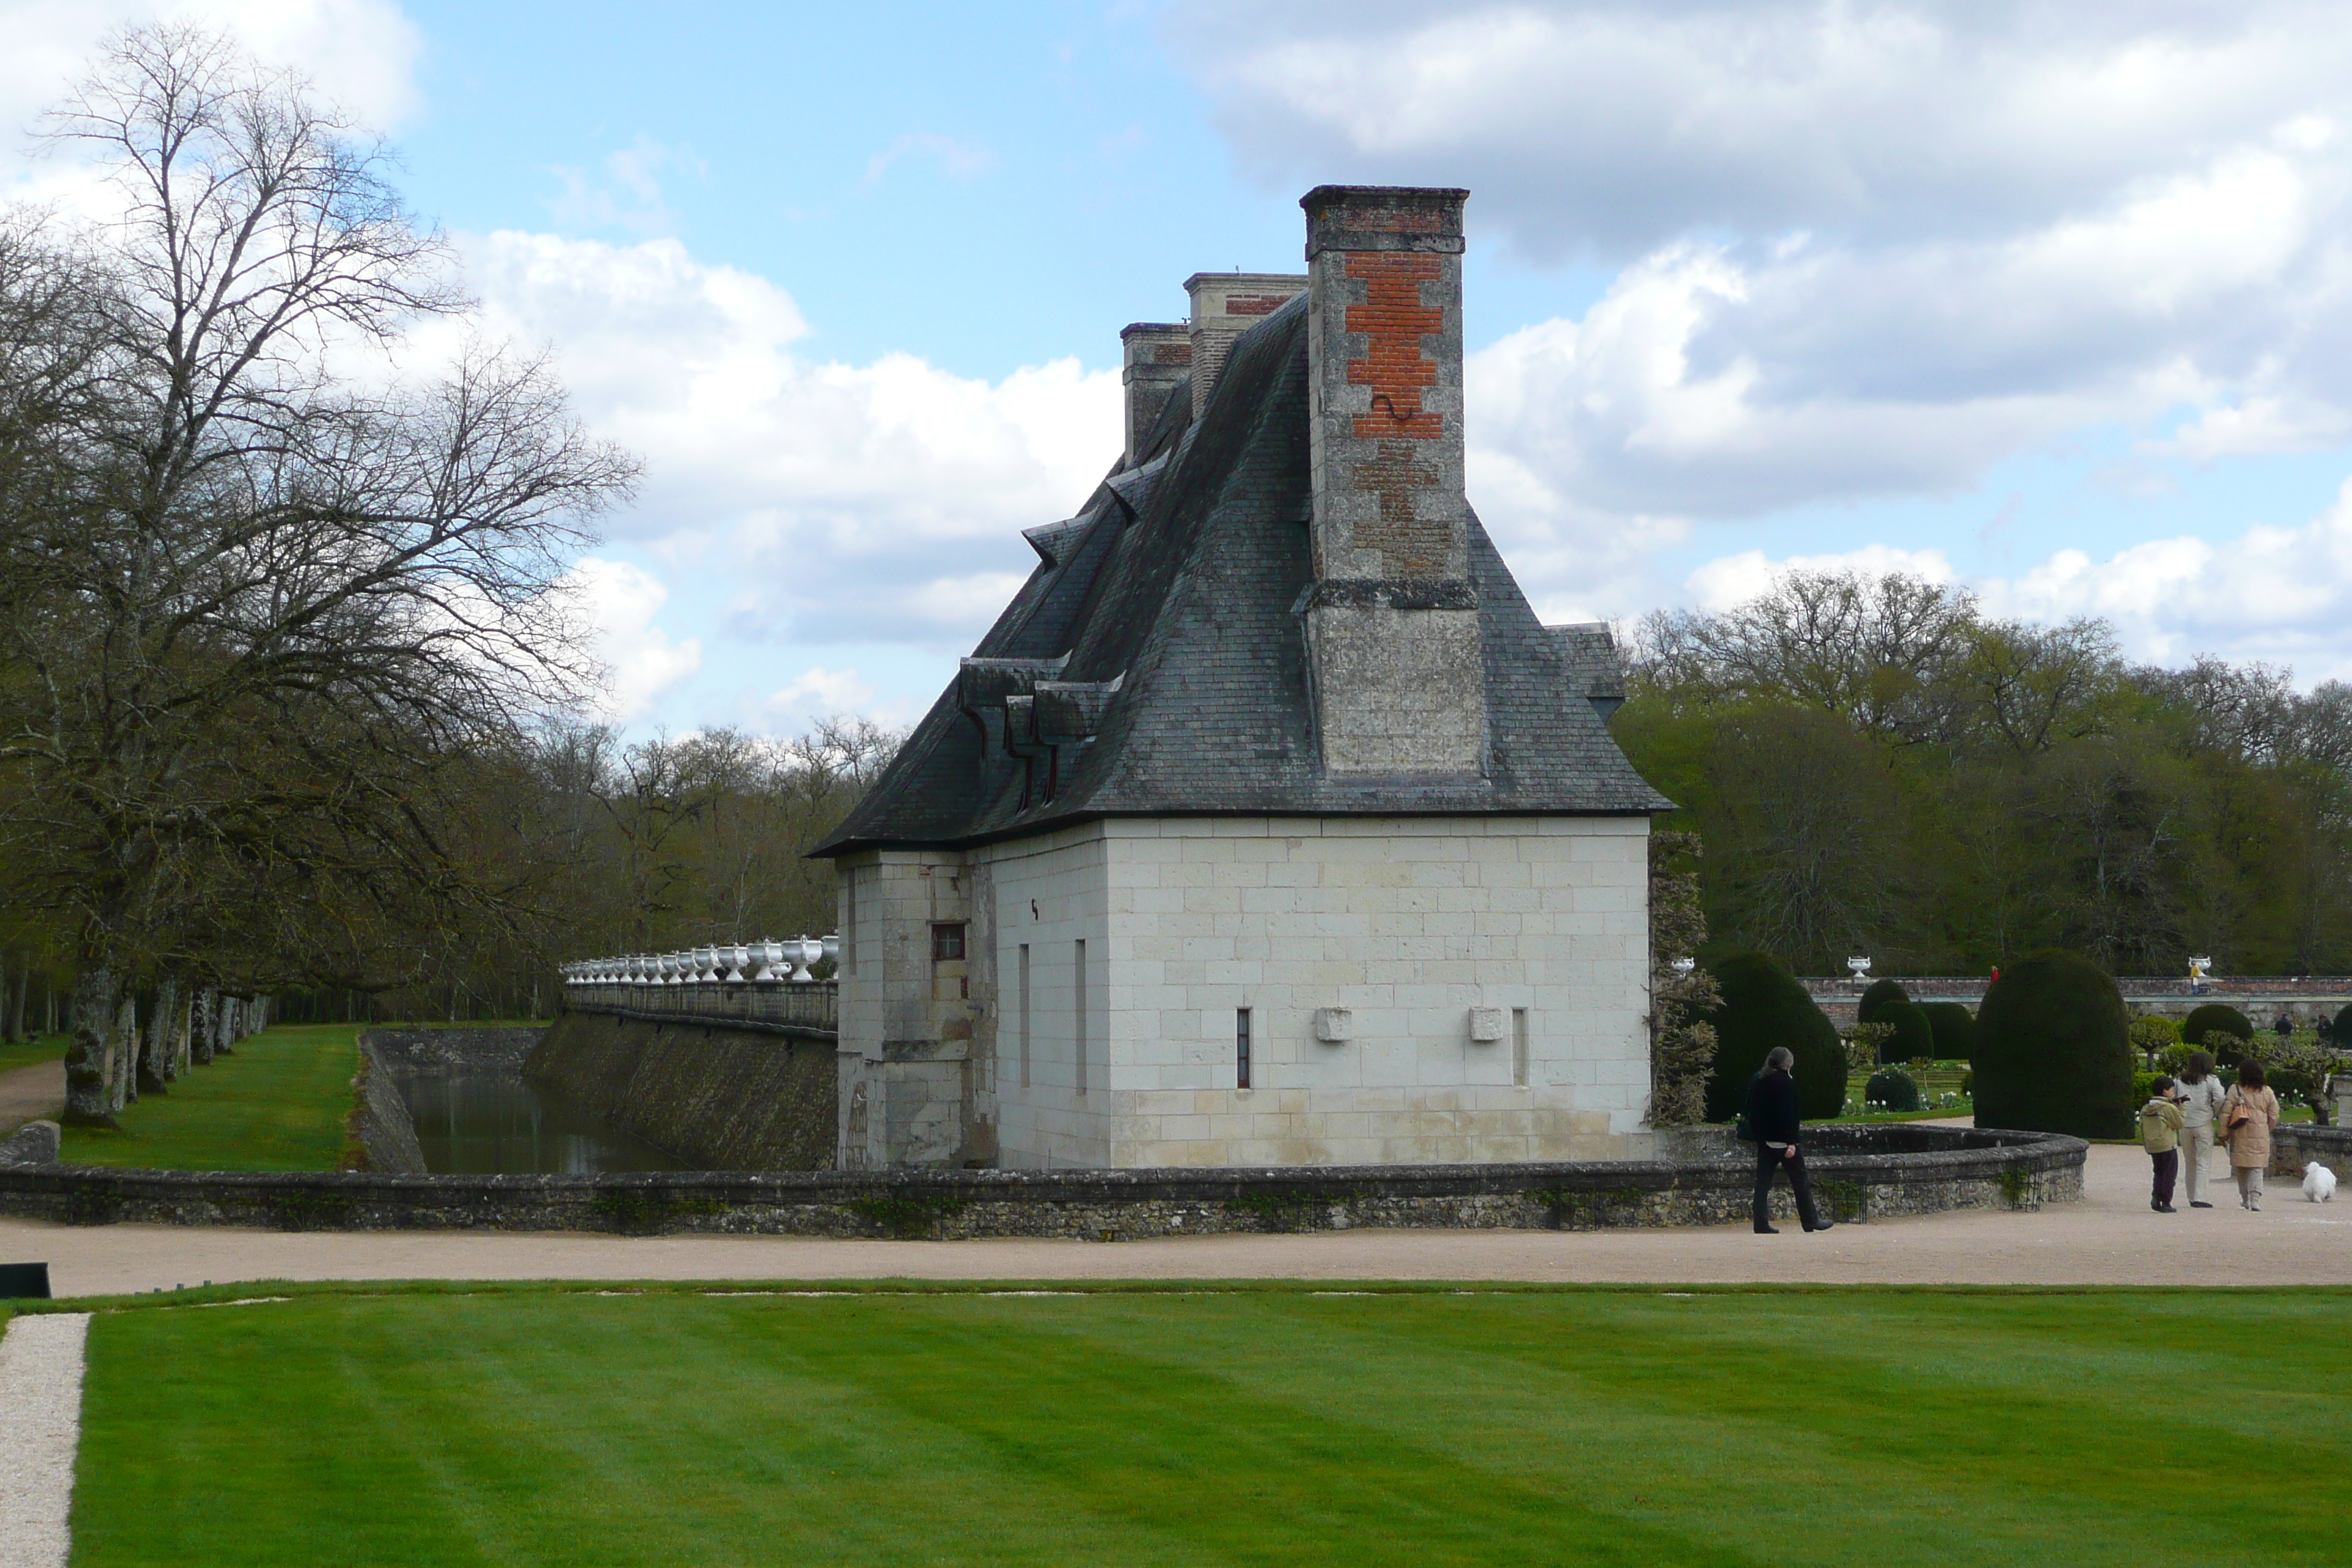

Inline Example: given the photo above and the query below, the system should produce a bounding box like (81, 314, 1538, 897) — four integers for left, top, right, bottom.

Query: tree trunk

(191, 990, 215, 1067)
(62, 968, 119, 1128)
(142, 975, 180, 1094)
(8, 957, 26, 1044)
(214, 995, 237, 1057)
(110, 993, 140, 1110)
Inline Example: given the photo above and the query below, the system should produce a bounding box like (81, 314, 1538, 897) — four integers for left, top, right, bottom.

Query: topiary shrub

(1877, 1001, 1934, 1064)
(2334, 1003, 2352, 1042)
(1921, 1001, 1975, 1062)
(1858, 978, 1910, 1025)
(1702, 952, 1850, 1123)
(2127, 1014, 2181, 1063)
(1959, 1068, 1974, 1098)
(2181, 1003, 2254, 1063)
(1974, 950, 2135, 1139)
(1864, 1067, 1923, 1112)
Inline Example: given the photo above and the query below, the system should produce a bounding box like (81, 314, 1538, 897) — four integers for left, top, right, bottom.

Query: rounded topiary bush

(1973, 950, 2135, 1139)
(1858, 977, 1910, 1025)
(1880, 1000, 1935, 1065)
(1922, 1001, 1976, 1062)
(2182, 1003, 2254, 1060)
(1865, 1067, 1923, 1112)
(2332, 1003, 2352, 1041)
(1702, 952, 1850, 1123)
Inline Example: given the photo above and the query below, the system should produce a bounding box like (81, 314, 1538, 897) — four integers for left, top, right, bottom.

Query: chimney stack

(1184, 272, 1306, 419)
(1299, 185, 1485, 777)
(1118, 323, 1191, 467)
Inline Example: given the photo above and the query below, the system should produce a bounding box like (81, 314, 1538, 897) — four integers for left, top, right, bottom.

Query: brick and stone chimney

(1299, 185, 1485, 777)
(1184, 272, 1307, 419)
(1118, 323, 1191, 467)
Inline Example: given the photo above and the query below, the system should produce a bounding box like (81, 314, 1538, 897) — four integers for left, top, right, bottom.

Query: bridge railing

(561, 939, 840, 1037)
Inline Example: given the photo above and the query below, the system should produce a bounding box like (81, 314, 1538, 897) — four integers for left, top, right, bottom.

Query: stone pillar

(1120, 323, 1191, 466)
(1185, 272, 1306, 420)
(1298, 185, 1487, 777)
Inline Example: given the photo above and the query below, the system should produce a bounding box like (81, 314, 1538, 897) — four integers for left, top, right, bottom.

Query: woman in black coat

(1744, 1047, 1833, 1235)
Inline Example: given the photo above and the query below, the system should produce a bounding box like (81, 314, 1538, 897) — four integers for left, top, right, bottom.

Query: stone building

(813, 185, 1670, 1170)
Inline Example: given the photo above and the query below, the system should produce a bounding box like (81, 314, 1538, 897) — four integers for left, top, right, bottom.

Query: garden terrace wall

(1803, 976, 2352, 1030)
(2271, 1123, 2352, 1181)
(0, 1125, 2083, 1237)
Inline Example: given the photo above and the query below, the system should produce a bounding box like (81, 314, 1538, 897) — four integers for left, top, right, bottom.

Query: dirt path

(0, 1060, 61, 1137)
(4, 1141, 2347, 1296)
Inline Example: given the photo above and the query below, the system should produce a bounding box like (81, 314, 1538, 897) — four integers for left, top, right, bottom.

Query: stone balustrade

(560, 938, 840, 1036)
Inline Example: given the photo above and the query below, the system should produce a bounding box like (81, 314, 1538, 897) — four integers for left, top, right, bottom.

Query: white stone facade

(834, 813, 1651, 1169)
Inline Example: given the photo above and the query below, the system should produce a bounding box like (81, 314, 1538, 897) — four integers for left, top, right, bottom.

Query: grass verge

(50, 1281, 2352, 1567)
(60, 1023, 359, 1172)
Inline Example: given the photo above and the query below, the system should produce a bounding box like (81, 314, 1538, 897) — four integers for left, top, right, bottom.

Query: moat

(385, 1058, 687, 1175)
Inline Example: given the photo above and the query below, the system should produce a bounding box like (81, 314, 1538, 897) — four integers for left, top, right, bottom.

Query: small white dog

(2304, 1162, 2337, 1203)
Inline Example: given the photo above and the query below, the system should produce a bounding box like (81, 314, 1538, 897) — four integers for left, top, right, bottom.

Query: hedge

(1879, 1001, 1936, 1065)
(1973, 950, 2135, 1140)
(1921, 1001, 1977, 1062)
(1858, 978, 1910, 1025)
(1703, 952, 1849, 1123)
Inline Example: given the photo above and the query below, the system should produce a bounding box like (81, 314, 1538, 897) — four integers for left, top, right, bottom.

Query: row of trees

(1621, 570, 2352, 975)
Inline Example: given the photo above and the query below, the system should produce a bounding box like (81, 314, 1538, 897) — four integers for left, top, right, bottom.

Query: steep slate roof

(815, 295, 1671, 856)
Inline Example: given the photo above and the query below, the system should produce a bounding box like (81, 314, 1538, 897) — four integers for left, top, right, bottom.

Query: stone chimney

(1118, 323, 1191, 467)
(1184, 272, 1307, 419)
(1298, 185, 1485, 777)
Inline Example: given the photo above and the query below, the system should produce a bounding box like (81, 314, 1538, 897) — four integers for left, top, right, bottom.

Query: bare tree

(0, 26, 634, 1117)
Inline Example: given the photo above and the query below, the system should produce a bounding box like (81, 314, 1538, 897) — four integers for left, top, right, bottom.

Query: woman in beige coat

(2219, 1060, 2282, 1210)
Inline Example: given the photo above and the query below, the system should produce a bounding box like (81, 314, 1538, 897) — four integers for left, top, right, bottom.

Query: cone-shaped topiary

(1880, 1000, 1935, 1064)
(1702, 952, 1850, 1123)
(2182, 1003, 2255, 1066)
(1922, 1001, 1976, 1062)
(1865, 1067, 1923, 1112)
(1858, 978, 1910, 1025)
(1974, 950, 2134, 1139)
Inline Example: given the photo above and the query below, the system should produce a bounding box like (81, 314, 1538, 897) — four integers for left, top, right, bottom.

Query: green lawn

(60, 1023, 359, 1171)
(0, 1030, 70, 1075)
(48, 1282, 2352, 1567)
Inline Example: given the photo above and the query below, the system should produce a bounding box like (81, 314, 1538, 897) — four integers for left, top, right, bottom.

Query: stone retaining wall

(0, 1125, 2083, 1237)
(363, 1028, 545, 1070)
(527, 1012, 836, 1171)
(350, 1040, 427, 1175)
(2271, 1123, 2352, 1181)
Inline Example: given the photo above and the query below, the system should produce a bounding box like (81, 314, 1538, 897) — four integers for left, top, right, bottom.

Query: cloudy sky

(12, 0, 2352, 731)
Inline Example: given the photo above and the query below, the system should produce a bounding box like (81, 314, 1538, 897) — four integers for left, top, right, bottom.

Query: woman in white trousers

(2175, 1050, 2229, 1209)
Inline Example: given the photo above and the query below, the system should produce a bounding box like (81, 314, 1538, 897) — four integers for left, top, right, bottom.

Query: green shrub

(2127, 1015, 2179, 1062)
(2334, 1003, 2352, 1042)
(1959, 1068, 1974, 1097)
(2181, 1004, 2254, 1063)
(2130, 1070, 2161, 1106)
(1878, 1001, 1934, 1064)
(1864, 1067, 1923, 1112)
(1702, 952, 1850, 1123)
(1974, 950, 2135, 1139)
(1858, 978, 1910, 1025)
(1921, 1001, 1976, 1062)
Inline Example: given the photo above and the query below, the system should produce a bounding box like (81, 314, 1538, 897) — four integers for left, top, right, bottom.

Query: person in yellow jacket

(2140, 1076, 2186, 1214)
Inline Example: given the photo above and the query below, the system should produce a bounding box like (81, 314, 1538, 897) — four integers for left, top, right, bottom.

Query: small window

(1237, 1008, 1252, 1090)
(931, 923, 965, 962)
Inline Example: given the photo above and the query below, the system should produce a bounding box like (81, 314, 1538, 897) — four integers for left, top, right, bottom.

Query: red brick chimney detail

(1345, 253, 1445, 440)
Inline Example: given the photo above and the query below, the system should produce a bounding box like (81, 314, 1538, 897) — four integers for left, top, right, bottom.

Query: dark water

(388, 1062, 690, 1174)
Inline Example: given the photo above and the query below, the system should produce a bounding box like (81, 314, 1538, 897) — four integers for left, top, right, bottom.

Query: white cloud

(565, 557, 702, 723)
(454, 229, 1120, 649)
(1686, 545, 1957, 613)
(546, 138, 704, 238)
(1185, 0, 2352, 636)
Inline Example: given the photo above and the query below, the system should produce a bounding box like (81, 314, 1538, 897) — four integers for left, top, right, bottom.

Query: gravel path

(0, 1060, 63, 1136)
(0, 1312, 89, 1568)
(1, 1141, 2346, 1292)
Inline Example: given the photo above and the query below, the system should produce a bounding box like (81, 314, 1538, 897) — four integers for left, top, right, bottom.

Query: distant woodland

(1617, 570, 2352, 977)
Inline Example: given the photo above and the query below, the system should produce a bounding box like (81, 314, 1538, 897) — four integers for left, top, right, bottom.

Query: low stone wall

(527, 1011, 836, 1172)
(0, 1125, 2084, 1237)
(363, 1028, 545, 1070)
(2271, 1123, 2352, 1181)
